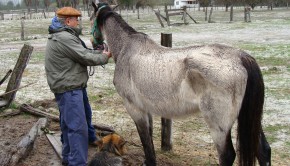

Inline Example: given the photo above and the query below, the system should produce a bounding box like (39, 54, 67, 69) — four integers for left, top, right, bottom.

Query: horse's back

(114, 43, 249, 118)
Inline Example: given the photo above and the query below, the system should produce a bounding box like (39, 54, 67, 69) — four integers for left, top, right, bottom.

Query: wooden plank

(46, 133, 62, 159)
(167, 12, 184, 16)
(185, 11, 197, 23)
(166, 8, 184, 12)
(153, 10, 164, 28)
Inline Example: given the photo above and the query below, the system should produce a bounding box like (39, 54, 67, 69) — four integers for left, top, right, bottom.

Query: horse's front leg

(124, 102, 156, 166)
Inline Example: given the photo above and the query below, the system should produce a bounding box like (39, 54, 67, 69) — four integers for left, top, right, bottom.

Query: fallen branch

(0, 69, 12, 86)
(0, 82, 36, 97)
(9, 118, 48, 166)
(0, 109, 21, 117)
(20, 104, 59, 122)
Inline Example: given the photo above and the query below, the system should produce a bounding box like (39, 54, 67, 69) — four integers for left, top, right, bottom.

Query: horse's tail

(238, 53, 264, 166)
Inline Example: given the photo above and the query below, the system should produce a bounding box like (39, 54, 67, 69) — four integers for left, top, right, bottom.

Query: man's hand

(103, 50, 112, 58)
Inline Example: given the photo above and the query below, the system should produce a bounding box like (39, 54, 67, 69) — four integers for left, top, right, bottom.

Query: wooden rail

(154, 5, 197, 27)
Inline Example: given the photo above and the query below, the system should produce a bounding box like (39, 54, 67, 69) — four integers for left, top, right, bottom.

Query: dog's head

(96, 133, 127, 156)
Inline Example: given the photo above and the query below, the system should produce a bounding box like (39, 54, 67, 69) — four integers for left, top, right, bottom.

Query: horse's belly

(132, 87, 201, 118)
(152, 100, 200, 118)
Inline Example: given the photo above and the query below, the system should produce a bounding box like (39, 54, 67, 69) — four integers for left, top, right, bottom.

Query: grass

(264, 124, 290, 143)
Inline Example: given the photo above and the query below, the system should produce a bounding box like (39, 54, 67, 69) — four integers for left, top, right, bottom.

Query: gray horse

(91, 3, 271, 166)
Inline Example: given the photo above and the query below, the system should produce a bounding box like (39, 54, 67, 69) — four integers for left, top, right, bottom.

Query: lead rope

(89, 5, 108, 76)
(89, 66, 95, 76)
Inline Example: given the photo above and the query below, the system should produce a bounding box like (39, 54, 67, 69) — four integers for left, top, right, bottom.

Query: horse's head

(90, 2, 118, 49)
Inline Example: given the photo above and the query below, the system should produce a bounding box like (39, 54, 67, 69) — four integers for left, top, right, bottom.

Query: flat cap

(56, 7, 82, 17)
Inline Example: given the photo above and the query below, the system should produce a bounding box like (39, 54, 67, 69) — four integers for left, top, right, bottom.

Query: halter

(91, 5, 107, 46)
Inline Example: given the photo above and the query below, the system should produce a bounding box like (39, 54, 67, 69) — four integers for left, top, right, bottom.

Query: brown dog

(89, 133, 127, 166)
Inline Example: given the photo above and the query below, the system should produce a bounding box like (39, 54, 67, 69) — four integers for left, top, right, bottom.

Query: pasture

(0, 6, 289, 165)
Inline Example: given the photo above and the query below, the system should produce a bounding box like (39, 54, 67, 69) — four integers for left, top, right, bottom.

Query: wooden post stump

(160, 33, 173, 151)
(2, 44, 33, 108)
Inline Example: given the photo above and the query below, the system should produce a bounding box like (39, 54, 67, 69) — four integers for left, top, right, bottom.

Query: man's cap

(56, 7, 82, 17)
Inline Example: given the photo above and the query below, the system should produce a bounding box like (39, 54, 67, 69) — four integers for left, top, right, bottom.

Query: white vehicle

(174, 0, 199, 8)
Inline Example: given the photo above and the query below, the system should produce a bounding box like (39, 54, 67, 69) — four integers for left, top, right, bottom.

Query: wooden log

(9, 118, 48, 166)
(92, 123, 115, 133)
(20, 104, 60, 122)
(2, 44, 33, 108)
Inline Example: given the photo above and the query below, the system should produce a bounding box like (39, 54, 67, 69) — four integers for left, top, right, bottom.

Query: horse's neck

(103, 16, 132, 58)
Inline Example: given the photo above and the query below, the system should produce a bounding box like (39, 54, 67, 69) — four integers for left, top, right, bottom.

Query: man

(45, 7, 111, 166)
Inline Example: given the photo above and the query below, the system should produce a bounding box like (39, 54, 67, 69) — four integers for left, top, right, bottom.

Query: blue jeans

(55, 88, 96, 166)
(58, 89, 97, 144)
(82, 88, 98, 143)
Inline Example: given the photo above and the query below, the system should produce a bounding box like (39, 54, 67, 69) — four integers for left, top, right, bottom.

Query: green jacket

(45, 27, 109, 93)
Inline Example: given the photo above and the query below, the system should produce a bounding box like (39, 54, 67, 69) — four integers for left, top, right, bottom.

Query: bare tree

(71, 0, 80, 8)
(24, 0, 32, 12)
(44, 0, 51, 11)
(34, 0, 39, 12)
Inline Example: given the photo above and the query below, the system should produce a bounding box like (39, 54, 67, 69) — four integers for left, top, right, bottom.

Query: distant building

(1, 0, 22, 6)
(174, 0, 199, 8)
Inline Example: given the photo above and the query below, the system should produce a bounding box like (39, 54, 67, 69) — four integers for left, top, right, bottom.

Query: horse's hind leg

(257, 130, 271, 166)
(201, 104, 236, 165)
(210, 128, 236, 166)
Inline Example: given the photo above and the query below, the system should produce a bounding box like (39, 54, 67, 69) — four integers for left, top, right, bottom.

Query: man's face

(65, 17, 79, 28)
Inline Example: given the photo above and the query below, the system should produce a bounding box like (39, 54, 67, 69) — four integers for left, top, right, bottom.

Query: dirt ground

(0, 99, 216, 166)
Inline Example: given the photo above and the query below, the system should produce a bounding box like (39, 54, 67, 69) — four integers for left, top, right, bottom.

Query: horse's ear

(92, 1, 98, 12)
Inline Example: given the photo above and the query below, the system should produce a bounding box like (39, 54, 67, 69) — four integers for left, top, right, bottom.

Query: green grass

(264, 124, 290, 144)
(30, 51, 45, 63)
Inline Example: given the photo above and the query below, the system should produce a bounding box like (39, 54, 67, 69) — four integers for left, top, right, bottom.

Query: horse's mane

(97, 6, 147, 37)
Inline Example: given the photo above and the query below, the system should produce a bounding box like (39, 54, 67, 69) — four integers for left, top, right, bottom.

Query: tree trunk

(205, 7, 208, 21)
(208, 6, 213, 23)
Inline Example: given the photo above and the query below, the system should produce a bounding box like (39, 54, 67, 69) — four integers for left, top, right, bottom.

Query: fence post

(2, 44, 33, 108)
(0, 12, 4, 20)
(160, 33, 172, 151)
(21, 17, 25, 40)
